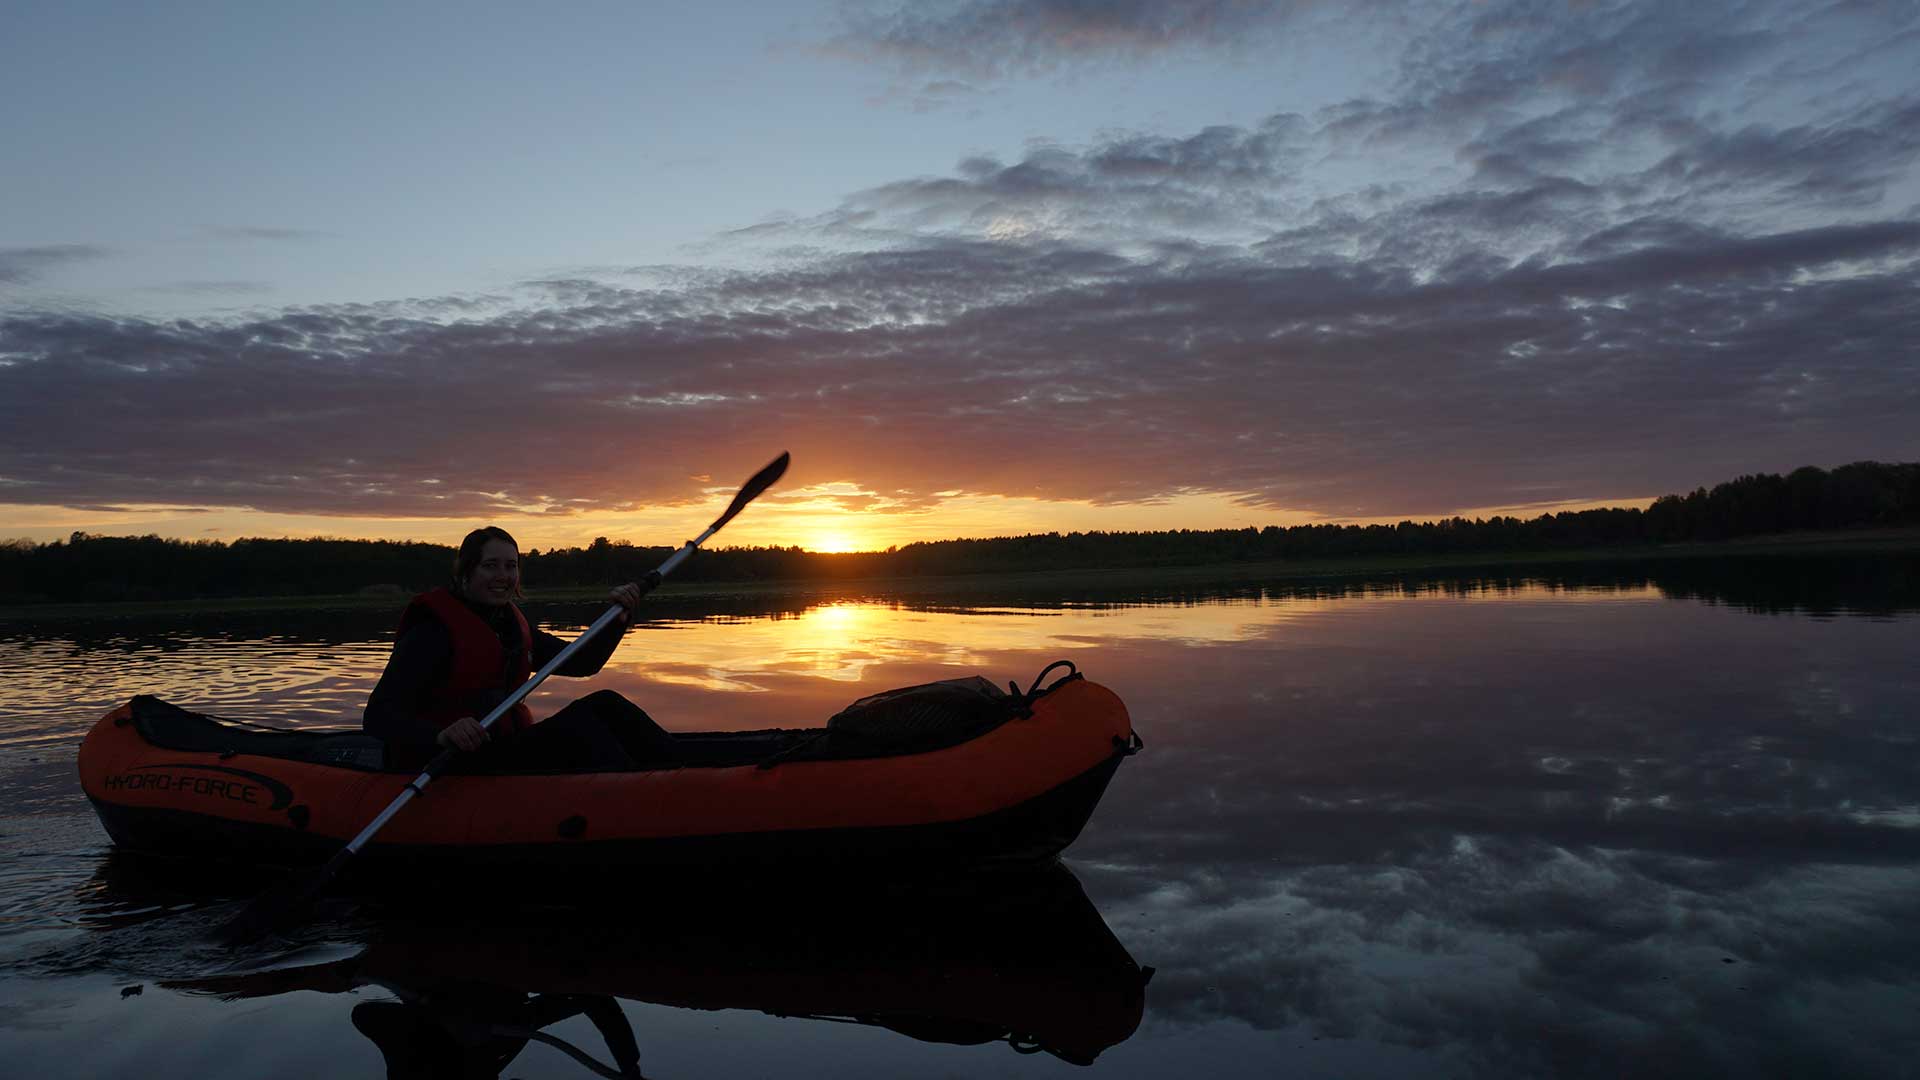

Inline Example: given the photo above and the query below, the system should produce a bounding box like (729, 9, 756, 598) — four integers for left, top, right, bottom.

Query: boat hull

(79, 677, 1137, 873)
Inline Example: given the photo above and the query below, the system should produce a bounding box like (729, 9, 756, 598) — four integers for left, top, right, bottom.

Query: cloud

(0, 244, 111, 285)
(818, 3, 1920, 234)
(778, 84, 1919, 266)
(1640, 96, 1920, 209)
(867, 78, 987, 114)
(198, 226, 329, 242)
(791, 2, 1920, 272)
(826, 0, 1317, 78)
(722, 113, 1318, 255)
(144, 281, 276, 296)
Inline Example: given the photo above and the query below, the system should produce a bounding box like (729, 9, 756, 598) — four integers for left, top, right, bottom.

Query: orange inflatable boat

(78, 663, 1140, 874)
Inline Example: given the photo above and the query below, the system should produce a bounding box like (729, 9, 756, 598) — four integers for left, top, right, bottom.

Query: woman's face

(463, 538, 520, 606)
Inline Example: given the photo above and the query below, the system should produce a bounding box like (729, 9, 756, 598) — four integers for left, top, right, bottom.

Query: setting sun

(803, 532, 867, 554)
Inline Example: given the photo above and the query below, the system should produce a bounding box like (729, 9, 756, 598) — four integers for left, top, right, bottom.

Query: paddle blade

(211, 849, 347, 945)
(212, 874, 316, 945)
(708, 450, 790, 532)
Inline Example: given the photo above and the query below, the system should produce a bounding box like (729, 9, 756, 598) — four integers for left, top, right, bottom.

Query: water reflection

(41, 856, 1147, 1077)
(1076, 838, 1920, 1077)
(2, 556, 1918, 1076)
(4, 556, 1911, 734)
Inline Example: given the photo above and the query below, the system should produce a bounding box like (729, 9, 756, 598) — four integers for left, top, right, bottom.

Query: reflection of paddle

(217, 452, 790, 944)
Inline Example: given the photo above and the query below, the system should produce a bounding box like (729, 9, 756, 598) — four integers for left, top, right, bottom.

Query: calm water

(2, 558, 1918, 1078)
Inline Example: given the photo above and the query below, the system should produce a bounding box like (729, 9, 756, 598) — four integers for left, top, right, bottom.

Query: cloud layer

(5, 213, 1913, 521)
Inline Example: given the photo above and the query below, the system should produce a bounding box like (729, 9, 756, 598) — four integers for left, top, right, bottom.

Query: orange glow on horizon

(0, 490, 1657, 552)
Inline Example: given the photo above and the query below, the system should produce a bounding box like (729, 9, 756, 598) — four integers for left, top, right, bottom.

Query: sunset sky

(3, 1, 1916, 553)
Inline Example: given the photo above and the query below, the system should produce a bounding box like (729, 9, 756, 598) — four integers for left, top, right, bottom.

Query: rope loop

(1021, 660, 1080, 701)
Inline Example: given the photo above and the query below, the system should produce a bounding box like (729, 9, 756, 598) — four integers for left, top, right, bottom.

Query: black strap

(756, 729, 831, 770)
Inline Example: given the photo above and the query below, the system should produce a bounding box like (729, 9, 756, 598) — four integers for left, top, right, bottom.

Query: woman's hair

(453, 526, 523, 597)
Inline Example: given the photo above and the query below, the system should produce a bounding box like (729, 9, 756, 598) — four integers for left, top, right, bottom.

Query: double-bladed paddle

(217, 451, 790, 943)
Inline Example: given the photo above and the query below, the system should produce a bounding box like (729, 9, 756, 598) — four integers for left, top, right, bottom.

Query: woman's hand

(609, 581, 645, 624)
(436, 716, 489, 752)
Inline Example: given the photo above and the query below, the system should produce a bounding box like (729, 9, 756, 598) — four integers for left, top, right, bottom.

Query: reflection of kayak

(78, 666, 1139, 873)
(161, 861, 1151, 1067)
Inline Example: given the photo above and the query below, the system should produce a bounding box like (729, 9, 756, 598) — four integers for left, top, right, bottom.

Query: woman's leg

(576, 690, 680, 767)
(450, 699, 635, 774)
(445, 691, 674, 773)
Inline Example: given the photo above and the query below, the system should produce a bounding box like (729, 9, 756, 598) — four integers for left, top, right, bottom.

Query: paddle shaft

(334, 526, 719, 861)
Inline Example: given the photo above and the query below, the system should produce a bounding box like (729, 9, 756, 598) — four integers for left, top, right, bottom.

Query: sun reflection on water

(0, 580, 1665, 750)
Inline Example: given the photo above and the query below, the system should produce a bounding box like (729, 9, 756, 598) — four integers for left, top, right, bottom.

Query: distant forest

(2, 461, 1915, 605)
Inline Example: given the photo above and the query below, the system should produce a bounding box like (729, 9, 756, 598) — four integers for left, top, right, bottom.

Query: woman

(363, 526, 678, 773)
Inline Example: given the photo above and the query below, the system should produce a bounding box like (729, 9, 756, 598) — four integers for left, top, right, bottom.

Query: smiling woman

(359, 526, 679, 773)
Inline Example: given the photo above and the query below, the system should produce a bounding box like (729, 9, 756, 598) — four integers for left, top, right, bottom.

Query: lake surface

(2, 556, 1918, 1078)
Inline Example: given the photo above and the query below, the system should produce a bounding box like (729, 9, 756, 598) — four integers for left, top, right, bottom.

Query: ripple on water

(0, 636, 393, 738)
(0, 812, 332, 982)
(1, 815, 117, 936)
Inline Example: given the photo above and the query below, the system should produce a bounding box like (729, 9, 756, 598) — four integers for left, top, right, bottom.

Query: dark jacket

(363, 587, 623, 761)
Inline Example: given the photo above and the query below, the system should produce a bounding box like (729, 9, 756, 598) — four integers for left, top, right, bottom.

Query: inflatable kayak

(78, 663, 1140, 874)
(158, 861, 1149, 1067)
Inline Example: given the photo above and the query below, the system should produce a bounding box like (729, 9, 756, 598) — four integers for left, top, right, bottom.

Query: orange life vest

(399, 587, 534, 736)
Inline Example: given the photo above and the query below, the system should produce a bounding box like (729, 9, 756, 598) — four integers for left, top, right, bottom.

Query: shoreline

(2, 528, 1914, 620)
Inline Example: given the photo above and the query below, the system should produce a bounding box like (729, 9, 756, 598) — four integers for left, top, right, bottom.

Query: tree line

(2, 461, 1914, 604)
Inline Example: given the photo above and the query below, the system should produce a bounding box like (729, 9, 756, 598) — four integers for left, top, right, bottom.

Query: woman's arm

(530, 582, 644, 677)
(532, 619, 625, 676)
(363, 621, 455, 752)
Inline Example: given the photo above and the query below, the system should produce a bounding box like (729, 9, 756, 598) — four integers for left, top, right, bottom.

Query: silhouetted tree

(2, 461, 1915, 604)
